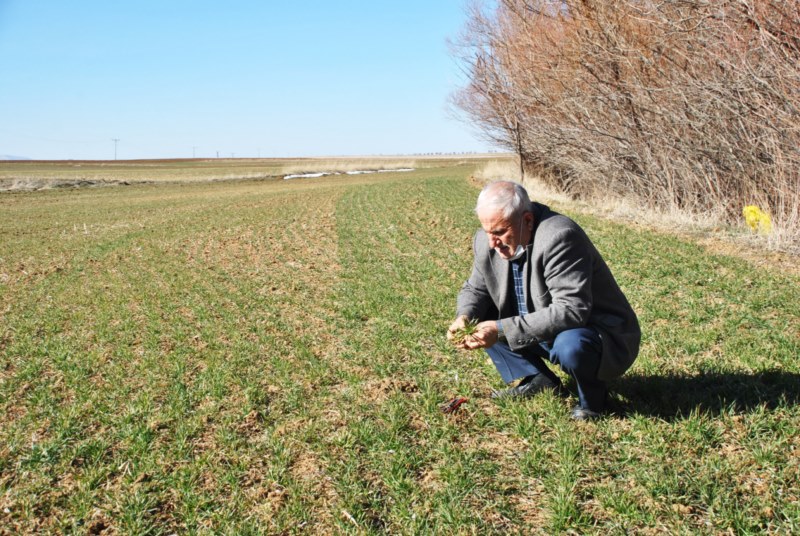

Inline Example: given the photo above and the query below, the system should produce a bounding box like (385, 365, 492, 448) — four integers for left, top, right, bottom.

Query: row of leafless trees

(452, 0, 799, 231)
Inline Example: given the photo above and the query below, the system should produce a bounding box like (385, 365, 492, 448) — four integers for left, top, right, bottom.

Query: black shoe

(491, 374, 563, 400)
(570, 405, 603, 421)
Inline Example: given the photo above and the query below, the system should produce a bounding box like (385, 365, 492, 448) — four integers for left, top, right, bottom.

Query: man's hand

(461, 320, 499, 350)
(447, 315, 469, 349)
(448, 316, 498, 350)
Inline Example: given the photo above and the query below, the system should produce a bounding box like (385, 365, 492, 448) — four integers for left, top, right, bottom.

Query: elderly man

(448, 181, 640, 420)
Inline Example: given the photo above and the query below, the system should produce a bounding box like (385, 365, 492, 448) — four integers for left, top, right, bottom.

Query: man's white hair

(475, 180, 531, 220)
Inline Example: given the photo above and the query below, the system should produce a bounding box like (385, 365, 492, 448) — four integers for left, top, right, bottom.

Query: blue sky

(0, 1, 489, 160)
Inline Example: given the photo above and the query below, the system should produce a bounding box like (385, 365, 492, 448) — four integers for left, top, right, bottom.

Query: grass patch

(0, 155, 496, 190)
(1, 162, 798, 533)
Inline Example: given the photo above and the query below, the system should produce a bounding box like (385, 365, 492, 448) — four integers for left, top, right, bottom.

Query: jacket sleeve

(455, 232, 493, 321)
(503, 227, 594, 350)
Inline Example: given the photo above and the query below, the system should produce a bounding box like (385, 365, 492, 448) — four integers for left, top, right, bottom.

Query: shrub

(452, 0, 799, 245)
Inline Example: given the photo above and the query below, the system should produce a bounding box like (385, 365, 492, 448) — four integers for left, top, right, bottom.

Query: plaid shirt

(511, 259, 528, 316)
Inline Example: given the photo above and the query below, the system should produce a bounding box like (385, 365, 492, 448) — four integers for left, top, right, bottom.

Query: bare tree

(452, 0, 799, 240)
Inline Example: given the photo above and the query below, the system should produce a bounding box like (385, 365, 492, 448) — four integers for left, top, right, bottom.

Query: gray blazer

(456, 202, 640, 381)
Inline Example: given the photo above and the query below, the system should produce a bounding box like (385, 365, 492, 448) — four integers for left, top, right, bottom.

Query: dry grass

(0, 159, 286, 189)
(278, 158, 419, 176)
(472, 157, 573, 206)
(473, 157, 719, 231)
(559, 189, 800, 273)
(471, 158, 800, 259)
(0, 155, 501, 192)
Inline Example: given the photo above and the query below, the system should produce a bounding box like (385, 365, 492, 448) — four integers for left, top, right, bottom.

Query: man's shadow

(609, 369, 800, 420)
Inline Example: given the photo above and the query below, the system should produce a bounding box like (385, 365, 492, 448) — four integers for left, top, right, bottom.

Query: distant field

(0, 154, 509, 191)
(1, 160, 798, 533)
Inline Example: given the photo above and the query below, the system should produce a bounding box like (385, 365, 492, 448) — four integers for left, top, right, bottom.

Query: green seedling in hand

(450, 318, 480, 346)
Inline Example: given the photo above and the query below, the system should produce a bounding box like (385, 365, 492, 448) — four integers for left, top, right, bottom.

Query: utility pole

(112, 138, 120, 160)
(192, 146, 197, 158)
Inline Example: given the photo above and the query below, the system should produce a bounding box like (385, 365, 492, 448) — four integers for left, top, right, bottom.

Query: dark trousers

(486, 327, 607, 411)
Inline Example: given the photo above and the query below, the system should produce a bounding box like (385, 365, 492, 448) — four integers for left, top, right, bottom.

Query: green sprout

(450, 318, 480, 345)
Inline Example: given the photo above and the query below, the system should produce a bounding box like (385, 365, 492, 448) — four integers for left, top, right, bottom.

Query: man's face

(478, 209, 533, 260)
